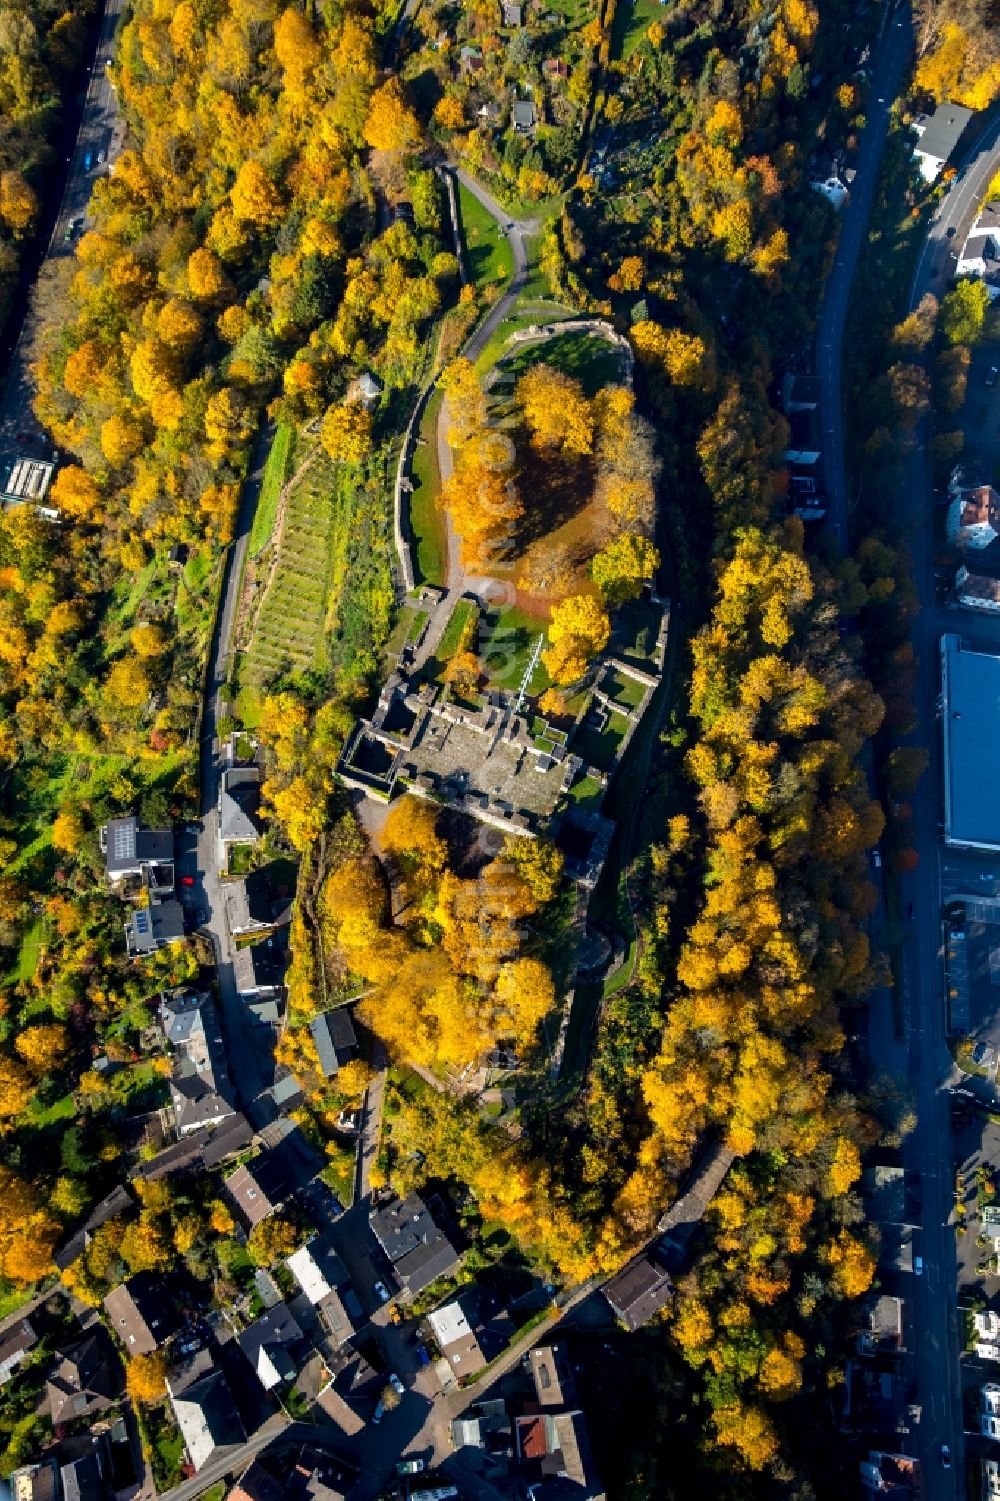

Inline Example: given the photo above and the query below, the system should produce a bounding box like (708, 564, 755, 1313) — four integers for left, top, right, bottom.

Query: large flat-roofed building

(941, 634, 1000, 850)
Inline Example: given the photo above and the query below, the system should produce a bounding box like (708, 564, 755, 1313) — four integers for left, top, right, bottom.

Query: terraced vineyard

(241, 438, 396, 694)
(242, 443, 338, 686)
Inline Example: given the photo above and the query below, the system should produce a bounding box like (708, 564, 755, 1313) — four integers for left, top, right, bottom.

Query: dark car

(941, 1445, 951, 1469)
(986, 365, 999, 389)
(15, 433, 31, 443)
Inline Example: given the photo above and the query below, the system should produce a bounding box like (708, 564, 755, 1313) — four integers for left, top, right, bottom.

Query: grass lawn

(16, 918, 44, 981)
(603, 667, 646, 710)
(611, 0, 664, 60)
(249, 422, 293, 557)
(409, 387, 448, 587)
(385, 603, 429, 659)
(437, 598, 479, 660)
(501, 331, 625, 396)
(572, 710, 630, 771)
(457, 181, 515, 290)
(473, 302, 575, 376)
(563, 771, 605, 809)
(322, 1149, 355, 1208)
(0, 1281, 34, 1320)
(481, 605, 551, 694)
(26, 1092, 75, 1128)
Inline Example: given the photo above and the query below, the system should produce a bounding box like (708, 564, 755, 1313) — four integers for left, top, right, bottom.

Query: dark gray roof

(0, 1317, 36, 1368)
(103, 1274, 179, 1354)
(225, 1155, 287, 1227)
(104, 816, 173, 874)
(234, 941, 284, 995)
(237, 1301, 304, 1388)
(47, 1333, 113, 1427)
(309, 1008, 358, 1077)
(131, 1112, 253, 1181)
(512, 99, 536, 127)
(915, 102, 973, 164)
(603, 1252, 673, 1331)
(59, 1450, 107, 1501)
(127, 897, 185, 955)
(369, 1192, 460, 1293)
(169, 1369, 246, 1471)
(54, 1186, 134, 1271)
(218, 783, 261, 846)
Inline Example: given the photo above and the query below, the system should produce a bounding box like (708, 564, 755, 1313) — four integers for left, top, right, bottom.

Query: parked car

(388, 1373, 405, 1396)
(83, 150, 93, 170)
(415, 1343, 431, 1367)
(374, 1280, 391, 1303)
(941, 1445, 951, 1469)
(397, 1460, 425, 1475)
(180, 875, 195, 887)
(97, 149, 105, 164)
(914, 1255, 924, 1276)
(872, 849, 881, 869)
(372, 1398, 386, 1425)
(987, 366, 999, 389)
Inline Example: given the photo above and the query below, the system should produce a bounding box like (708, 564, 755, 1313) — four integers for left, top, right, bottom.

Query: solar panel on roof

(114, 823, 136, 860)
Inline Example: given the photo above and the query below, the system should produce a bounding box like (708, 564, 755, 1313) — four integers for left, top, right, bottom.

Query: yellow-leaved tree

(542, 595, 610, 684)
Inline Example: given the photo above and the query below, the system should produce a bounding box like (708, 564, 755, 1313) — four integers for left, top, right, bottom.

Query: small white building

(911, 102, 974, 182)
(956, 564, 1000, 611)
(956, 201, 1000, 297)
(810, 176, 849, 210)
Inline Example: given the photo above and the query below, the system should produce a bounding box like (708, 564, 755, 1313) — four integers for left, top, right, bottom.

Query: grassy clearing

(611, 0, 663, 59)
(482, 605, 551, 694)
(501, 331, 625, 395)
(410, 387, 448, 588)
(250, 422, 293, 558)
(457, 181, 515, 290)
(572, 710, 630, 770)
(16, 919, 44, 981)
(564, 772, 605, 809)
(438, 598, 480, 660)
(473, 303, 575, 375)
(604, 668, 646, 710)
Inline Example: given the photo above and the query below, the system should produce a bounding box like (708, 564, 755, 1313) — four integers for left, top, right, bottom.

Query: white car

(374, 1280, 391, 1303)
(388, 1372, 405, 1396)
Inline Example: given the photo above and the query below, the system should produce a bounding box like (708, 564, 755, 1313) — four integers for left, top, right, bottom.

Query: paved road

(194, 422, 278, 1121)
(0, 0, 125, 467)
(888, 114, 1000, 1497)
(818, 1, 913, 549)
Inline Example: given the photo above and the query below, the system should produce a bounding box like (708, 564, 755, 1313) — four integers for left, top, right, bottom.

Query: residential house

(125, 896, 186, 958)
(459, 45, 484, 73)
(349, 371, 383, 407)
(529, 1344, 577, 1408)
(515, 1409, 605, 1499)
(0, 1319, 36, 1387)
(976, 1308, 1000, 1362)
(858, 1295, 905, 1358)
(225, 870, 291, 938)
(218, 766, 262, 863)
(984, 1383, 1000, 1438)
(309, 1008, 358, 1079)
(9, 1460, 60, 1501)
(287, 1241, 357, 1346)
(861, 1165, 910, 1226)
(369, 1191, 461, 1296)
(224, 1155, 288, 1229)
(168, 1361, 246, 1472)
(230, 1448, 355, 1501)
(956, 200, 1000, 297)
(47, 1333, 114, 1427)
(810, 175, 849, 210)
(984, 1456, 1000, 1499)
(234, 939, 284, 1001)
(503, 1, 522, 22)
(543, 57, 569, 79)
(131, 1111, 253, 1182)
(237, 1302, 304, 1391)
(162, 988, 235, 1134)
(860, 1450, 920, 1496)
(428, 1288, 514, 1382)
(167, 542, 188, 568)
(60, 1446, 112, 1501)
(270, 1071, 304, 1113)
(657, 1139, 735, 1263)
(100, 816, 173, 885)
(602, 1251, 673, 1331)
(54, 1185, 134, 1271)
(103, 1274, 180, 1356)
(452, 1398, 512, 1455)
(947, 478, 1000, 551)
(956, 564, 1000, 611)
(911, 101, 974, 181)
(512, 99, 536, 132)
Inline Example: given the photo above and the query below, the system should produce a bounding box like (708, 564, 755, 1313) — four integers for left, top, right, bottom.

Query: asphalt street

(0, 0, 125, 466)
(818, 0, 913, 550)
